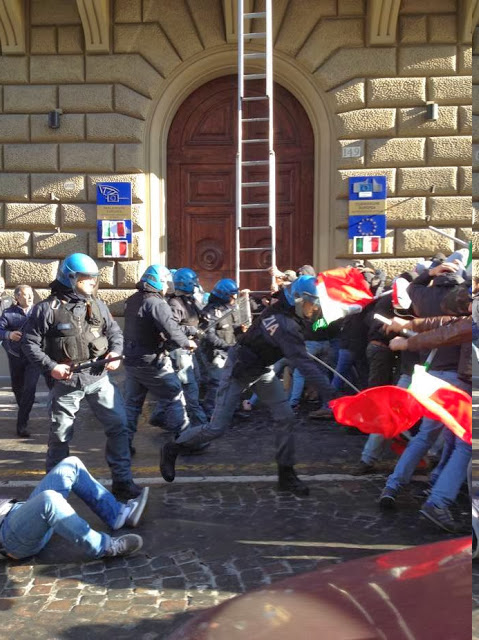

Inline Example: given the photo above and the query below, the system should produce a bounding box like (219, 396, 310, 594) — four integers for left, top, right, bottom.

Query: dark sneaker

(111, 479, 143, 503)
(160, 442, 181, 482)
(419, 502, 459, 533)
(351, 461, 377, 476)
(278, 466, 310, 497)
(104, 534, 143, 557)
(379, 487, 397, 510)
(308, 408, 334, 420)
(112, 487, 149, 530)
(129, 442, 136, 456)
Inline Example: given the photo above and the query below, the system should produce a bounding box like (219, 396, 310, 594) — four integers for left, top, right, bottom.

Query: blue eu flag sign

(348, 215, 386, 239)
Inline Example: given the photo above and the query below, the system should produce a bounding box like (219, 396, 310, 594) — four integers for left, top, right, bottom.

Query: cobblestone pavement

(0, 379, 473, 639)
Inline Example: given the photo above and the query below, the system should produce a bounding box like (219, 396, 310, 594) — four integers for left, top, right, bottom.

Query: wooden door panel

(188, 214, 234, 292)
(167, 74, 313, 292)
(185, 167, 235, 206)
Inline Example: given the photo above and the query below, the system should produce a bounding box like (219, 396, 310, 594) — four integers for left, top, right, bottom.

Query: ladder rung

(244, 53, 267, 59)
(239, 225, 271, 230)
(244, 32, 266, 39)
(243, 138, 268, 143)
(242, 96, 268, 101)
(242, 181, 268, 187)
(244, 74, 266, 80)
(242, 117, 269, 122)
(241, 160, 268, 166)
(240, 247, 273, 252)
(244, 12, 266, 19)
(241, 203, 267, 208)
(240, 268, 269, 272)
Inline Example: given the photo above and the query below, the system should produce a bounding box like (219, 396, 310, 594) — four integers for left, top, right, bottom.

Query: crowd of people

(0, 247, 474, 562)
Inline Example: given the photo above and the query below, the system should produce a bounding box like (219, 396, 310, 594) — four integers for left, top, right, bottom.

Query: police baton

(71, 355, 124, 373)
(373, 313, 417, 337)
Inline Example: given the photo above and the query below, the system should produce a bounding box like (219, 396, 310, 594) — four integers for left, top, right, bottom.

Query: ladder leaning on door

(235, 0, 276, 296)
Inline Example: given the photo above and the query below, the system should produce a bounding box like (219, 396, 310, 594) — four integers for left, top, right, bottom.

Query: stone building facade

(0, 0, 475, 318)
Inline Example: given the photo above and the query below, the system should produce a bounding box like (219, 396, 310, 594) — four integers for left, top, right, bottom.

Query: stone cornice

(367, 0, 401, 46)
(0, 0, 25, 55)
(76, 0, 110, 53)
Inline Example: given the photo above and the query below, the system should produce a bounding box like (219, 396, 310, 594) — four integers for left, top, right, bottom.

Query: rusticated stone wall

(0, 0, 473, 312)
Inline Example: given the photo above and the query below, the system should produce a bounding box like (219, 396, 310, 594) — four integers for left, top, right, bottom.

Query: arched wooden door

(167, 75, 314, 292)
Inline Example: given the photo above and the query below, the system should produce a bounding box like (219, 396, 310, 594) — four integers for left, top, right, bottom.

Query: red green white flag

(329, 365, 471, 444)
(316, 266, 375, 324)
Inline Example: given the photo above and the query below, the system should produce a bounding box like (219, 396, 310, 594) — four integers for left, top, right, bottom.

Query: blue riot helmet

(57, 253, 99, 289)
(140, 264, 173, 294)
(284, 275, 322, 321)
(173, 267, 199, 294)
(211, 278, 239, 303)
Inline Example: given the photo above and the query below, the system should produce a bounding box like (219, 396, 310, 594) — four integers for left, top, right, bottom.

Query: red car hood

(167, 537, 471, 640)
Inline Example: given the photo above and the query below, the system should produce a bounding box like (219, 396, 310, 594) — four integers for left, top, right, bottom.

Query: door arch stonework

(146, 47, 334, 274)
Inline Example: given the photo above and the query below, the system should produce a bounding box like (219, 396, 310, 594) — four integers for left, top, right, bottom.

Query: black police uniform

(162, 290, 333, 495)
(123, 282, 201, 446)
(21, 282, 135, 497)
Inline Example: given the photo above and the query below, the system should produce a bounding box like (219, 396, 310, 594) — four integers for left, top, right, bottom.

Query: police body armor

(123, 291, 167, 363)
(45, 297, 108, 365)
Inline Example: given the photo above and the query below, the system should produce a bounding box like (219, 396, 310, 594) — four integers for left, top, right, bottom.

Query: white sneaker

(242, 399, 253, 411)
(112, 487, 149, 530)
(104, 534, 143, 557)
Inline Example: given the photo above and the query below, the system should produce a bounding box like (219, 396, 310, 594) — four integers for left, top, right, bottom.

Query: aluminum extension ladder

(235, 0, 276, 295)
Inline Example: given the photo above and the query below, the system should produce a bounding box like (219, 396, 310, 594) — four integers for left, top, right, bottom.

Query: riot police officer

(160, 276, 330, 496)
(199, 278, 244, 418)
(149, 267, 207, 428)
(123, 265, 199, 451)
(21, 253, 142, 502)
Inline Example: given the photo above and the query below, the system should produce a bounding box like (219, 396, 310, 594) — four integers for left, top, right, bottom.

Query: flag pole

(307, 353, 360, 393)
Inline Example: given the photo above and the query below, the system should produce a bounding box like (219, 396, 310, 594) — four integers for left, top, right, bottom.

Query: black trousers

(7, 353, 41, 429)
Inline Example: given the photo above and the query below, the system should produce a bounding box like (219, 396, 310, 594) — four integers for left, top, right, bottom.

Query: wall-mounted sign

(350, 236, 383, 254)
(348, 176, 387, 256)
(96, 182, 132, 259)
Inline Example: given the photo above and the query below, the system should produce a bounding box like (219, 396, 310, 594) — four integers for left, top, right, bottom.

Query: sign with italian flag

(353, 235, 382, 254)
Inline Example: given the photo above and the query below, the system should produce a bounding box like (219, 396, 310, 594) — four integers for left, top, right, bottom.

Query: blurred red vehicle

(167, 537, 471, 640)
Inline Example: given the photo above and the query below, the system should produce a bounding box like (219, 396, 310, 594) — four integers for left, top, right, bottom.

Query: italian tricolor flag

(329, 365, 472, 444)
(316, 266, 375, 324)
(354, 236, 381, 254)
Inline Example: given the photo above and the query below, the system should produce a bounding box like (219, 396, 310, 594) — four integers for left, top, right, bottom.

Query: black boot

(16, 425, 31, 438)
(160, 442, 181, 482)
(112, 479, 143, 502)
(278, 466, 310, 497)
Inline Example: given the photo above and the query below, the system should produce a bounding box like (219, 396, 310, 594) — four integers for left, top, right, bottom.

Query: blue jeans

(361, 373, 411, 465)
(177, 345, 296, 466)
(385, 370, 471, 507)
(151, 352, 207, 428)
(202, 352, 229, 419)
(0, 457, 120, 559)
(47, 375, 131, 482)
(124, 356, 190, 439)
(289, 340, 333, 407)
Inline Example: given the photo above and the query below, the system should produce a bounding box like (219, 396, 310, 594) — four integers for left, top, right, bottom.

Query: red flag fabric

(317, 267, 374, 323)
(329, 378, 472, 444)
